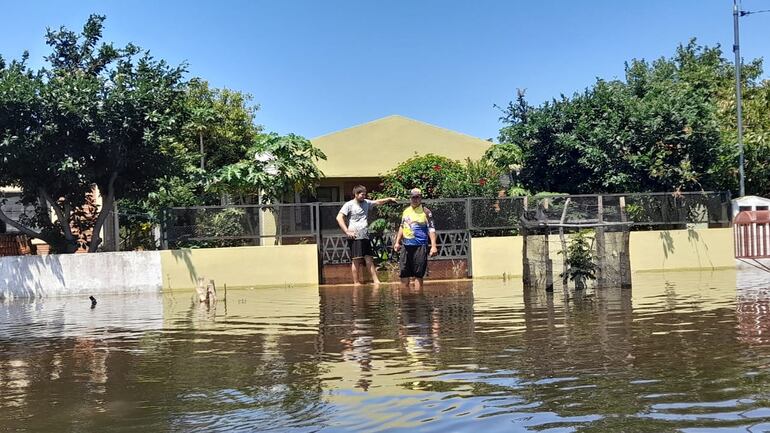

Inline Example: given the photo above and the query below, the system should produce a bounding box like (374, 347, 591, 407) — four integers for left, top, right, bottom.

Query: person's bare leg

(364, 256, 380, 284)
(351, 259, 362, 285)
(400, 278, 410, 289)
(414, 277, 424, 290)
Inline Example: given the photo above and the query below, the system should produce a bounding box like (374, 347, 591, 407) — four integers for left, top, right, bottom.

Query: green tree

(207, 133, 326, 203)
(182, 79, 261, 172)
(0, 15, 187, 253)
(498, 40, 767, 196)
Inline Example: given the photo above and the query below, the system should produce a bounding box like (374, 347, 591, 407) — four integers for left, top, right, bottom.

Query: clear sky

(1, 1, 768, 141)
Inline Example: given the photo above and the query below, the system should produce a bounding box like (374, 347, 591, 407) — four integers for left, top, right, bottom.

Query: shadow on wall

(0, 255, 66, 299)
(660, 231, 675, 259)
(686, 227, 713, 269)
(653, 228, 717, 270)
(167, 249, 198, 290)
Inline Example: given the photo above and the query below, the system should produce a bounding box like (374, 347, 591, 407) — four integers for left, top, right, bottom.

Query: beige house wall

(470, 228, 736, 279)
(628, 228, 735, 272)
(159, 244, 318, 291)
(471, 236, 524, 279)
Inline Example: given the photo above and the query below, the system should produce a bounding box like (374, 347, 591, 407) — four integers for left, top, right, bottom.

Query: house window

(0, 193, 29, 234)
(315, 187, 340, 203)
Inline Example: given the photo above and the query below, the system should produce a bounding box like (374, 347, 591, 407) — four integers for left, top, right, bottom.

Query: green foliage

(380, 154, 502, 199)
(485, 143, 523, 173)
(118, 78, 265, 240)
(498, 40, 769, 196)
(447, 158, 504, 198)
(367, 218, 393, 268)
(0, 15, 187, 253)
(191, 208, 250, 248)
(182, 78, 262, 171)
(195, 208, 247, 247)
(207, 133, 326, 203)
(559, 230, 597, 290)
(115, 199, 157, 251)
(380, 154, 465, 199)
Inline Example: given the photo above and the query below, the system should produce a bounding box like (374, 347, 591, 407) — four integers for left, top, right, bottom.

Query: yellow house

(310, 115, 493, 201)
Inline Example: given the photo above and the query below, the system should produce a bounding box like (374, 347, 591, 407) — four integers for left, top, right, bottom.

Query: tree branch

(38, 188, 75, 241)
(88, 172, 118, 252)
(0, 206, 45, 240)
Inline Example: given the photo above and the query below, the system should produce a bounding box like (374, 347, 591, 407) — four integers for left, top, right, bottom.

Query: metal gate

(734, 210, 770, 259)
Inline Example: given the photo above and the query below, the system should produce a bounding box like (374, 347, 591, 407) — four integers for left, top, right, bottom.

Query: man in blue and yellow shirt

(393, 188, 438, 289)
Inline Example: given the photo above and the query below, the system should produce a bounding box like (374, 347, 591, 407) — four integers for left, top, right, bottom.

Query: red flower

(433, 164, 442, 171)
(479, 178, 487, 186)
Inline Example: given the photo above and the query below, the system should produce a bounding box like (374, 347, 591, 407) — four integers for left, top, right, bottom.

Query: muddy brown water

(2, 270, 770, 432)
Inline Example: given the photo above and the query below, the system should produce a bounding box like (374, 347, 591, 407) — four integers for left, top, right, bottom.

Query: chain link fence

(159, 192, 731, 275)
(467, 191, 730, 232)
(162, 204, 319, 249)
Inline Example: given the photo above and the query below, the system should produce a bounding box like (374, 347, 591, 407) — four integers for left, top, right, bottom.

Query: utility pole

(733, 0, 745, 197)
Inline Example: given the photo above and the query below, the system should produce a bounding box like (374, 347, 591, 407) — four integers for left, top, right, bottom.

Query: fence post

(160, 208, 168, 250)
(465, 197, 473, 278)
(595, 195, 606, 287)
(314, 203, 324, 284)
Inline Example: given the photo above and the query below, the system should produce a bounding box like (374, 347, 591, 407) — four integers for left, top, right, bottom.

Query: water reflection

(1, 270, 770, 432)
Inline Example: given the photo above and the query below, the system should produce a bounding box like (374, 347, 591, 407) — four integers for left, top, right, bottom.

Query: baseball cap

(410, 188, 422, 197)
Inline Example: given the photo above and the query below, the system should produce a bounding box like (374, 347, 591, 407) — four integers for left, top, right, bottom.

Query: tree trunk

(89, 172, 118, 253)
(39, 188, 78, 252)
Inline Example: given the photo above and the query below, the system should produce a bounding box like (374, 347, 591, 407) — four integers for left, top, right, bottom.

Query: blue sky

(1, 1, 768, 141)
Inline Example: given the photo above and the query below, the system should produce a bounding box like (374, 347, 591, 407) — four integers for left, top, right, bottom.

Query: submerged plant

(559, 230, 597, 290)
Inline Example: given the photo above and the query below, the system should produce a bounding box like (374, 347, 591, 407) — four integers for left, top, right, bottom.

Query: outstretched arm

(372, 197, 397, 206)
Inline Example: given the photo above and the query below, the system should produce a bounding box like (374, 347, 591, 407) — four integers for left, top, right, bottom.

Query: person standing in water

(393, 188, 438, 289)
(336, 185, 397, 285)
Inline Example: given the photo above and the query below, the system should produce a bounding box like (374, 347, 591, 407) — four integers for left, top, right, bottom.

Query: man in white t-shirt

(336, 185, 397, 285)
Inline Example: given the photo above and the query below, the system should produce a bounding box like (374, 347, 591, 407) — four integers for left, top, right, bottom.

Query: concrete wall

(629, 228, 735, 272)
(159, 244, 319, 291)
(1, 244, 319, 299)
(0, 251, 162, 299)
(470, 228, 736, 279)
(471, 236, 524, 279)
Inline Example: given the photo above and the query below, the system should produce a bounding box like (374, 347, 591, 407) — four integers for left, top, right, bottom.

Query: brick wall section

(0, 234, 32, 257)
(321, 259, 469, 285)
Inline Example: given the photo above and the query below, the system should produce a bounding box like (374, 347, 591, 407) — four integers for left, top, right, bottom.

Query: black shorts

(399, 244, 429, 278)
(348, 238, 374, 259)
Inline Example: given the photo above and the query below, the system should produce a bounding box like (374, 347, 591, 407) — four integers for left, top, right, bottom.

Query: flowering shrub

(379, 154, 502, 199)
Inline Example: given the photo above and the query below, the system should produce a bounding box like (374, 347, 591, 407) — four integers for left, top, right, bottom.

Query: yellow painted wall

(471, 228, 736, 279)
(159, 244, 318, 291)
(629, 228, 734, 272)
(471, 236, 524, 278)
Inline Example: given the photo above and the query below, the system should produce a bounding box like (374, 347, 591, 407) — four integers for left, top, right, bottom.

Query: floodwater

(2, 270, 770, 432)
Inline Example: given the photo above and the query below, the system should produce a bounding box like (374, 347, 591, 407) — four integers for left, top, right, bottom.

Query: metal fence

(318, 199, 470, 265)
(467, 191, 731, 232)
(162, 203, 320, 249)
(161, 191, 731, 266)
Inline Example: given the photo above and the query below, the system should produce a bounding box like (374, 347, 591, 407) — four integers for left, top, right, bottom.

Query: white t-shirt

(339, 199, 374, 240)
